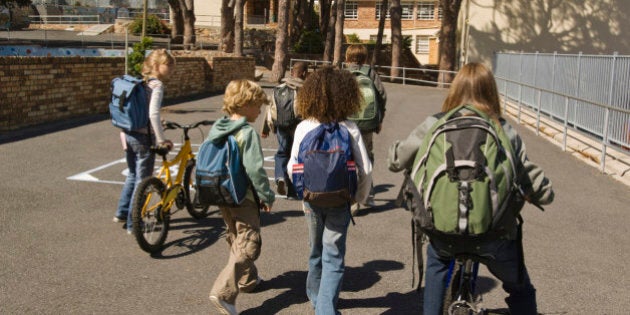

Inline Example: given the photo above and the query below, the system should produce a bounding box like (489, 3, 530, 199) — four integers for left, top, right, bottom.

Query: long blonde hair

(142, 49, 175, 81)
(442, 63, 502, 119)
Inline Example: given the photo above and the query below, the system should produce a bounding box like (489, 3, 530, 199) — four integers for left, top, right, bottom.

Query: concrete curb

(503, 102, 630, 189)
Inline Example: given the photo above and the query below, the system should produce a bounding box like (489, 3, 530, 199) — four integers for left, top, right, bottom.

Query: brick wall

(0, 55, 254, 132)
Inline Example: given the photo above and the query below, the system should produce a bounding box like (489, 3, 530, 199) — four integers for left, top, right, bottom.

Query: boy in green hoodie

(208, 79, 275, 315)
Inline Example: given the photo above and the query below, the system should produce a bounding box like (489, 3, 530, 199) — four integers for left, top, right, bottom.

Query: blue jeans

(275, 127, 296, 196)
(115, 132, 155, 230)
(304, 202, 351, 315)
(423, 240, 537, 315)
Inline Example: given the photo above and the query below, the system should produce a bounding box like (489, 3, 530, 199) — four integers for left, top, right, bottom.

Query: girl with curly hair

(287, 66, 373, 315)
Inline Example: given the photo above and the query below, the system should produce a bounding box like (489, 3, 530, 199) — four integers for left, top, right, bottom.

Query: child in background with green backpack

(345, 44, 387, 212)
(387, 63, 554, 315)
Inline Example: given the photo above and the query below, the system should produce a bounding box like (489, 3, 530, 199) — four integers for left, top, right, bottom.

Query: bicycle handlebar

(162, 120, 213, 130)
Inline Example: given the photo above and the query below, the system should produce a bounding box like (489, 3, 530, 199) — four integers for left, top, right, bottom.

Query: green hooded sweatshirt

(207, 116, 275, 206)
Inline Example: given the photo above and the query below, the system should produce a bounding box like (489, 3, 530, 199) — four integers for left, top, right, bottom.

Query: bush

(293, 30, 324, 54)
(127, 37, 153, 77)
(346, 33, 361, 43)
(128, 14, 169, 36)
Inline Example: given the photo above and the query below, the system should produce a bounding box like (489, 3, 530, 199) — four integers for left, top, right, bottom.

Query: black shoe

(276, 179, 287, 195)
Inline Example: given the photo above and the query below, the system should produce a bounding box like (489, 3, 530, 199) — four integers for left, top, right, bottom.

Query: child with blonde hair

(208, 79, 275, 315)
(114, 49, 174, 234)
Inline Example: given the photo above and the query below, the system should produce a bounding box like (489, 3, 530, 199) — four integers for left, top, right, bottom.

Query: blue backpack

(195, 134, 249, 206)
(292, 123, 358, 208)
(109, 75, 149, 131)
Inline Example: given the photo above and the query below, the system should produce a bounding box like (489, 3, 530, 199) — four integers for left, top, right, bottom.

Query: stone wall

(0, 54, 254, 132)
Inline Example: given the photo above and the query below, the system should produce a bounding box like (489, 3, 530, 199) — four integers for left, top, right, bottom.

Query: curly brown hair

(296, 66, 363, 123)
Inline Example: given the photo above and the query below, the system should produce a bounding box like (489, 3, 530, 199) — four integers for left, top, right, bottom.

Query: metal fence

(289, 58, 457, 87)
(495, 51, 630, 170)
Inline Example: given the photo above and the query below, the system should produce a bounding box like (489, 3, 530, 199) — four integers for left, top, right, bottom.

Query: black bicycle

(443, 256, 485, 315)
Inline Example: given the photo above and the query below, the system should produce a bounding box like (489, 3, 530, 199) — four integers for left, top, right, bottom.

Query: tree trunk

(290, 0, 305, 45)
(371, 0, 388, 67)
(270, 0, 289, 83)
(234, 0, 244, 56)
(306, 0, 315, 30)
(437, 0, 463, 86)
(390, 0, 402, 81)
(182, 0, 195, 50)
(168, 0, 183, 45)
(220, 0, 235, 53)
(322, 1, 336, 62)
(332, 0, 345, 68)
(319, 0, 330, 39)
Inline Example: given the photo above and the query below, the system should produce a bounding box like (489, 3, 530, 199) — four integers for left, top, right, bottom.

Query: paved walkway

(0, 83, 628, 314)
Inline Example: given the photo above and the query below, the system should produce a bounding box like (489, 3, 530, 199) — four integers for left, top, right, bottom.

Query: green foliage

(403, 35, 412, 50)
(293, 30, 324, 54)
(346, 33, 361, 43)
(128, 14, 169, 36)
(127, 37, 153, 77)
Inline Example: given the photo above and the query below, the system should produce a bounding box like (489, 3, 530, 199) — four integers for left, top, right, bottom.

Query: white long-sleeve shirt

(287, 119, 373, 204)
(146, 79, 167, 144)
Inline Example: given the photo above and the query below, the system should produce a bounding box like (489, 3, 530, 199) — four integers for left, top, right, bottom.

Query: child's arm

(345, 121, 373, 204)
(387, 116, 436, 172)
(238, 127, 275, 207)
(147, 80, 172, 148)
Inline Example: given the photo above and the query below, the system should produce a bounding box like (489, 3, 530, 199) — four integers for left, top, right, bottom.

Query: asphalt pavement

(0, 83, 629, 314)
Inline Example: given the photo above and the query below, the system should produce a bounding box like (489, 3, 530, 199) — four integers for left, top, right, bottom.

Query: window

(401, 2, 414, 20)
(375, 1, 391, 19)
(438, 2, 443, 20)
(416, 36, 430, 54)
(417, 1, 435, 20)
(345, 1, 358, 19)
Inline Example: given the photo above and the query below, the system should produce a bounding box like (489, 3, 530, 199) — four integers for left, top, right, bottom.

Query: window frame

(417, 1, 436, 20)
(415, 35, 430, 54)
(345, 1, 358, 19)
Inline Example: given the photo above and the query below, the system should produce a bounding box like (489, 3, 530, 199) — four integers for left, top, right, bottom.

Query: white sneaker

(209, 295, 237, 315)
(362, 195, 376, 208)
(350, 203, 360, 216)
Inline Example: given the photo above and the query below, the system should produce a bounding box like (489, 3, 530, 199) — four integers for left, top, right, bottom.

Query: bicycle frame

(154, 138, 194, 211)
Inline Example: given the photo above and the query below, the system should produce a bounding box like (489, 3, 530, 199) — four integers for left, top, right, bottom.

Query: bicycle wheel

(183, 160, 211, 219)
(442, 262, 477, 315)
(132, 177, 170, 254)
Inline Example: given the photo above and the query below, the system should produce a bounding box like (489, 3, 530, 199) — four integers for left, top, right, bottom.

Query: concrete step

(77, 24, 113, 36)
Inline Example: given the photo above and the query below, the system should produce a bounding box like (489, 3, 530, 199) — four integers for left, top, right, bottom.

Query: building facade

(344, 0, 442, 65)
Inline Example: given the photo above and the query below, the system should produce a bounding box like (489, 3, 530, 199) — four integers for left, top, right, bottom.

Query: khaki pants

(210, 199, 262, 304)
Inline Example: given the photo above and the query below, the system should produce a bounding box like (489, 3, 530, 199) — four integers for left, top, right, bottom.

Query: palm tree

(270, 0, 289, 83)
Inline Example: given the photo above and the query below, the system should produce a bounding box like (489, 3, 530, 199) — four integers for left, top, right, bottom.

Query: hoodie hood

(207, 116, 249, 142)
(281, 77, 304, 90)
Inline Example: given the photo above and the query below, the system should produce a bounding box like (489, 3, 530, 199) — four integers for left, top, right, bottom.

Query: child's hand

(161, 140, 174, 150)
(261, 203, 272, 213)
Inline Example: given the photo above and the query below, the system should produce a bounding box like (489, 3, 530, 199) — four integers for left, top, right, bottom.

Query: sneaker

(126, 229, 132, 235)
(113, 215, 127, 223)
(209, 295, 237, 315)
(362, 195, 376, 208)
(239, 276, 263, 293)
(350, 203, 360, 216)
(276, 179, 287, 195)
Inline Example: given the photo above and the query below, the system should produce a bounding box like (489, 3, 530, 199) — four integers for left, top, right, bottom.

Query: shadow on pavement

(149, 214, 226, 259)
(260, 209, 304, 227)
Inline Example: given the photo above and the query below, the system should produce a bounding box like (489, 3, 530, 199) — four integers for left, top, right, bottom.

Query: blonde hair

(345, 44, 368, 64)
(296, 66, 362, 123)
(142, 49, 175, 81)
(442, 62, 502, 119)
(222, 79, 269, 115)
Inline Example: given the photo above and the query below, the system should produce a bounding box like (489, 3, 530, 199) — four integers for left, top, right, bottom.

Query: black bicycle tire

(442, 261, 462, 315)
(131, 177, 170, 253)
(183, 159, 211, 219)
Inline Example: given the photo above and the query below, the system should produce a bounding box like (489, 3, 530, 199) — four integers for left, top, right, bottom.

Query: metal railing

(495, 51, 630, 171)
(290, 58, 457, 87)
(29, 14, 101, 24)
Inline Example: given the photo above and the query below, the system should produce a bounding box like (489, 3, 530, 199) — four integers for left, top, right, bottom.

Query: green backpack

(348, 65, 381, 131)
(405, 105, 524, 256)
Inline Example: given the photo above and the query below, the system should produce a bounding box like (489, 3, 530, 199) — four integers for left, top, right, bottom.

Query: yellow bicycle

(131, 120, 213, 253)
